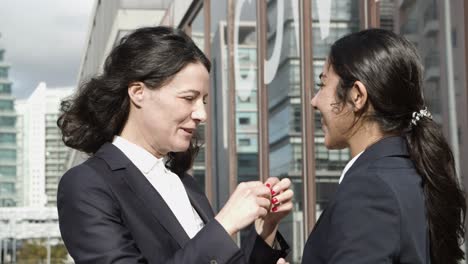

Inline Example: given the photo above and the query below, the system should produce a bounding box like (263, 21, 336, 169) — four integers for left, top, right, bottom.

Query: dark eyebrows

(179, 89, 200, 95)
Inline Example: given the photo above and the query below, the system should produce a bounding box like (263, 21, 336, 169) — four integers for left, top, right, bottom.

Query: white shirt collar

(112, 136, 204, 238)
(112, 136, 166, 175)
(339, 151, 364, 184)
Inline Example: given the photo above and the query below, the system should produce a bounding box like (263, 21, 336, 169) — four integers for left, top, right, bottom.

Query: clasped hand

(215, 177, 293, 243)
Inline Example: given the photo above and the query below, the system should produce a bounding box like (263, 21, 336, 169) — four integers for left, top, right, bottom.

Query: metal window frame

(300, 0, 316, 236)
(256, 0, 269, 183)
(361, 0, 381, 29)
(227, 0, 238, 194)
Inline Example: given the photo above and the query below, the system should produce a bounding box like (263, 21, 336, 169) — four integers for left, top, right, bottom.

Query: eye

(183, 96, 195, 101)
(203, 97, 208, 105)
(315, 82, 325, 90)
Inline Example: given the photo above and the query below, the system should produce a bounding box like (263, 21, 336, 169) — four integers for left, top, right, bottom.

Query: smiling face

(311, 61, 355, 150)
(125, 62, 209, 157)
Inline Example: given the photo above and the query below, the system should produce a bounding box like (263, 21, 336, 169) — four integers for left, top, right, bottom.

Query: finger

(252, 185, 271, 198)
(256, 197, 271, 210)
(257, 206, 268, 218)
(276, 258, 287, 264)
(271, 200, 293, 213)
(264, 177, 280, 189)
(271, 178, 292, 196)
(271, 189, 294, 206)
(239, 181, 264, 189)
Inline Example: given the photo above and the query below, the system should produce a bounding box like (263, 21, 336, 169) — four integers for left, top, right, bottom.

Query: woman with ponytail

(301, 28, 466, 263)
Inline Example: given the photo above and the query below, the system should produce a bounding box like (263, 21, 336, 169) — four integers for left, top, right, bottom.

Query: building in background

(15, 83, 73, 207)
(0, 41, 17, 207)
(396, 0, 468, 198)
(0, 207, 61, 263)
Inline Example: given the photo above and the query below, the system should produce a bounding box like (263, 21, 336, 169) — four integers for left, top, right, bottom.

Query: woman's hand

(215, 181, 271, 236)
(255, 177, 293, 246)
(276, 258, 289, 264)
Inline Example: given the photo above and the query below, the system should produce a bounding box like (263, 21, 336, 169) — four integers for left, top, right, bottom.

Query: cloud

(0, 0, 94, 99)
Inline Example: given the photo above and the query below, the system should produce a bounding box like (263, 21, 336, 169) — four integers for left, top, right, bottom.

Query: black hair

(58, 26, 210, 176)
(328, 28, 466, 264)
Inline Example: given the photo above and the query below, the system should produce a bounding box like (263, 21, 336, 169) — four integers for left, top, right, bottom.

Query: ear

(128, 82, 145, 107)
(350, 80, 368, 112)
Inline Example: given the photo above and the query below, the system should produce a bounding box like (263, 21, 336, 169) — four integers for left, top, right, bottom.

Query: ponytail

(57, 77, 130, 154)
(405, 118, 466, 264)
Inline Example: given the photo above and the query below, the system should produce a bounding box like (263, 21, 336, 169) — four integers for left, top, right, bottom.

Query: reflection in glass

(190, 7, 207, 192)
(311, 0, 360, 231)
(266, 0, 303, 262)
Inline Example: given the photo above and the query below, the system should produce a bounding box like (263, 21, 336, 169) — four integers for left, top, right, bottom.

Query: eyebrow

(178, 89, 208, 98)
(179, 89, 201, 95)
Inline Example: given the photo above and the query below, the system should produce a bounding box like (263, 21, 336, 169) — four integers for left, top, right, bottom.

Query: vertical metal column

(256, 0, 269, 183)
(299, 0, 316, 236)
(360, 0, 381, 29)
(227, 0, 238, 194)
(203, 0, 214, 205)
(443, 0, 461, 176)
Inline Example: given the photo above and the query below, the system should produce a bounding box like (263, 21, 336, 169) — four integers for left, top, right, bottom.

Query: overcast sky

(0, 0, 95, 99)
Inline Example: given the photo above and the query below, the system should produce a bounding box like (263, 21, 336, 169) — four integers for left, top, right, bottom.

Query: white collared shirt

(339, 151, 364, 184)
(113, 136, 204, 238)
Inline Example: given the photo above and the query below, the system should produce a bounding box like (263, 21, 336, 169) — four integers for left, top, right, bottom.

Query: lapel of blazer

(317, 136, 410, 231)
(95, 143, 191, 248)
(339, 136, 410, 186)
(180, 174, 214, 223)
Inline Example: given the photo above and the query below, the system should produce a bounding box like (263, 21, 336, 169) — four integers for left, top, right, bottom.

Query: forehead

(165, 63, 209, 91)
(320, 60, 337, 78)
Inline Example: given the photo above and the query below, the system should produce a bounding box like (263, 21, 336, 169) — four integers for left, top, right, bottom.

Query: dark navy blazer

(58, 143, 288, 264)
(302, 136, 429, 264)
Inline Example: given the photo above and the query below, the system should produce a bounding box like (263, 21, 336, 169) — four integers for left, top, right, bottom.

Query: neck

(120, 114, 166, 158)
(347, 122, 386, 158)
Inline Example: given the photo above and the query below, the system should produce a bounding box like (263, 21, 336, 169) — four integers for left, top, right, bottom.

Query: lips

(181, 128, 195, 134)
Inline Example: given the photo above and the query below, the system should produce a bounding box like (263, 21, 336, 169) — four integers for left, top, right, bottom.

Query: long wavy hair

(328, 28, 466, 263)
(57, 26, 210, 176)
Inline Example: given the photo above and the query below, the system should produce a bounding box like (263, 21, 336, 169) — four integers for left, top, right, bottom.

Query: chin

(172, 142, 191, 153)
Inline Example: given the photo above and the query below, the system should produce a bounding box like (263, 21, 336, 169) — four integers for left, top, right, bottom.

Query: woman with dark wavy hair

(301, 28, 466, 264)
(57, 26, 293, 264)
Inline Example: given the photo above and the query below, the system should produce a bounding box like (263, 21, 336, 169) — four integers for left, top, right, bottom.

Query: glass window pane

(0, 133, 15, 144)
(311, 0, 360, 224)
(0, 100, 13, 110)
(0, 83, 12, 94)
(266, 0, 302, 262)
(190, 6, 207, 191)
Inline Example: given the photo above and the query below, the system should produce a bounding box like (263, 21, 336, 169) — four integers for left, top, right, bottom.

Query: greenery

(15, 239, 69, 264)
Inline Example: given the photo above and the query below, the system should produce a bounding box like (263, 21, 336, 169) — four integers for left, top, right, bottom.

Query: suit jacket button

(210, 260, 218, 264)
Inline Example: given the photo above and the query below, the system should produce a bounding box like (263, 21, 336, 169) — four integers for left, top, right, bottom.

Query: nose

(311, 92, 318, 109)
(192, 102, 207, 123)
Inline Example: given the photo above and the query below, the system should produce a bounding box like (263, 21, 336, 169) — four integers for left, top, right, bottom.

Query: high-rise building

(15, 83, 73, 207)
(0, 42, 17, 207)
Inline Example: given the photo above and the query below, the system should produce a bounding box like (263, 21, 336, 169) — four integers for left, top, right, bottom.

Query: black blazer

(302, 136, 430, 264)
(58, 143, 288, 264)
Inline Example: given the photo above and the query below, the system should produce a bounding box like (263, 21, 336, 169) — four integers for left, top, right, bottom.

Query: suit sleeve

(58, 164, 288, 264)
(325, 173, 400, 264)
(241, 226, 290, 263)
(58, 164, 148, 264)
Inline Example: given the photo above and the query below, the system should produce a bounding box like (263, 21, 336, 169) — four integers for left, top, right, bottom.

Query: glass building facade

(0, 47, 17, 207)
(178, 0, 468, 262)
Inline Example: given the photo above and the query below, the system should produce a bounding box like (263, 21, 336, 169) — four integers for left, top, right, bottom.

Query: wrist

(215, 214, 238, 236)
(255, 219, 278, 247)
